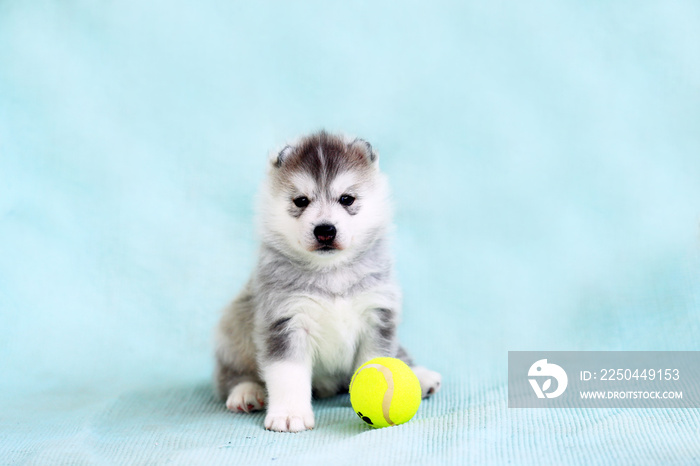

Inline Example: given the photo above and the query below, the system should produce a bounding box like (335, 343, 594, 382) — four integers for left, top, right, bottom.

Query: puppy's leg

(215, 288, 266, 412)
(262, 360, 314, 432)
(396, 346, 442, 399)
(260, 314, 314, 432)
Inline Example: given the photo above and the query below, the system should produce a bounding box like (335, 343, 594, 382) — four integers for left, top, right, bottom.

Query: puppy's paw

(412, 366, 442, 399)
(264, 405, 315, 432)
(226, 381, 266, 413)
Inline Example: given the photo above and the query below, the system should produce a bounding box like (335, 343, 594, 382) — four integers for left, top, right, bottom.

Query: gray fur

(275, 145, 295, 168)
(348, 138, 377, 163)
(265, 316, 293, 360)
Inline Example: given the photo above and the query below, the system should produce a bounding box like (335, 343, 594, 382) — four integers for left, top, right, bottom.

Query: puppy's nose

(314, 224, 336, 244)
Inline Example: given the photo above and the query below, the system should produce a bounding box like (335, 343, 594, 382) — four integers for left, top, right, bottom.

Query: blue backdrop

(1, 1, 699, 464)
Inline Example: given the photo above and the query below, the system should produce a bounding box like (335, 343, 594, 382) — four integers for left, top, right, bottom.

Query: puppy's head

(258, 131, 391, 267)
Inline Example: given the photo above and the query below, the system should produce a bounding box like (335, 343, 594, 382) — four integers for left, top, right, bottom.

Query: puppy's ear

(273, 145, 295, 168)
(348, 138, 378, 164)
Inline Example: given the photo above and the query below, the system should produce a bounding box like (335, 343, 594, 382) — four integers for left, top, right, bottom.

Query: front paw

(264, 405, 315, 432)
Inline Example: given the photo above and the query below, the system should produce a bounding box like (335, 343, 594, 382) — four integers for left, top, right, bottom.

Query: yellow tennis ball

(349, 357, 421, 428)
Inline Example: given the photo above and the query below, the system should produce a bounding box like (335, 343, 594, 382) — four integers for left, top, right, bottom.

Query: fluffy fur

(215, 131, 441, 432)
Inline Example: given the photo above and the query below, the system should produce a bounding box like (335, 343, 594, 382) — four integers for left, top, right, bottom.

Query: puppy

(215, 131, 441, 432)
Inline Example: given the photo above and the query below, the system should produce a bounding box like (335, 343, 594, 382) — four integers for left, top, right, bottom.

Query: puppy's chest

(303, 294, 375, 372)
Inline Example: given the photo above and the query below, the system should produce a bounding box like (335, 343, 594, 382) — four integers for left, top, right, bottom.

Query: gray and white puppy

(215, 131, 441, 432)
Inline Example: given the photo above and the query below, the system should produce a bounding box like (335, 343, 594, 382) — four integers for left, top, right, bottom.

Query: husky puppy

(215, 131, 441, 432)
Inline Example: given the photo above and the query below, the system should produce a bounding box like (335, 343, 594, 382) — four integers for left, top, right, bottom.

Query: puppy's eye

(339, 195, 355, 206)
(293, 196, 310, 208)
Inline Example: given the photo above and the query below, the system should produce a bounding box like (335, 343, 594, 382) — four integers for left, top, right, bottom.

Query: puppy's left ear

(348, 138, 378, 164)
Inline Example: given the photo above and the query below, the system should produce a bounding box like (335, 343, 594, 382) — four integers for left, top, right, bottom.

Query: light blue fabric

(1, 1, 699, 464)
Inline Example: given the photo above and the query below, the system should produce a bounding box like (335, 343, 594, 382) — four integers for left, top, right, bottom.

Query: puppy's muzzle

(314, 224, 336, 245)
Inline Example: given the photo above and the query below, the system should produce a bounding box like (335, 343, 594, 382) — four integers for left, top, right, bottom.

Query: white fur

(226, 381, 266, 413)
(257, 164, 391, 270)
(412, 366, 443, 398)
(263, 361, 315, 432)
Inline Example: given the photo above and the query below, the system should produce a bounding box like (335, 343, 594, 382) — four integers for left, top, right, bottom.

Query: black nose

(314, 224, 336, 244)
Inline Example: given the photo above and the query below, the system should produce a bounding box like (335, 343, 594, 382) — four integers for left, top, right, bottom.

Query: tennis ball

(349, 357, 421, 428)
